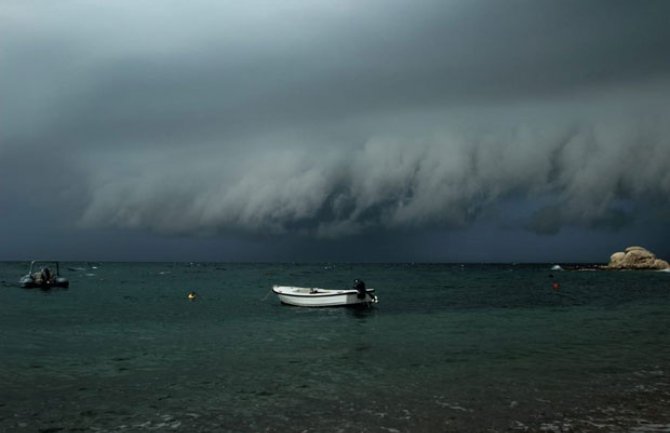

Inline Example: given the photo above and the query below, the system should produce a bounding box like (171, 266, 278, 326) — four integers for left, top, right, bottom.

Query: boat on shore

(272, 279, 378, 307)
(19, 261, 69, 289)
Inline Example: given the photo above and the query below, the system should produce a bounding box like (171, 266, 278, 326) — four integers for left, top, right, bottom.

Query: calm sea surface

(1, 262, 669, 432)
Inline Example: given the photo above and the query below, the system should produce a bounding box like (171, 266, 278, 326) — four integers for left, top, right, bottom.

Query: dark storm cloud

(2, 0, 670, 244)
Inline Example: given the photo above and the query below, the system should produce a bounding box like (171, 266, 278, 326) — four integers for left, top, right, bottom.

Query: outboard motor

(353, 279, 366, 299)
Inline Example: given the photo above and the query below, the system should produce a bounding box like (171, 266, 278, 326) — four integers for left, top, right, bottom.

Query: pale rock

(606, 246, 669, 270)
(609, 251, 626, 267)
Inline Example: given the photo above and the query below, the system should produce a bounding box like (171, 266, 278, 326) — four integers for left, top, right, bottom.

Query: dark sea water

(1, 262, 669, 433)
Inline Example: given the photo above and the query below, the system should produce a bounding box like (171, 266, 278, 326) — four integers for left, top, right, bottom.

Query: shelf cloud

(2, 0, 670, 258)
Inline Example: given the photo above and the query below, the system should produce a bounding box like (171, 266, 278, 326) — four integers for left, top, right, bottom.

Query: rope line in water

(261, 289, 273, 301)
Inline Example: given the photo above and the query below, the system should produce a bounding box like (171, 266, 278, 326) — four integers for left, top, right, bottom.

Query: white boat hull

(272, 285, 378, 307)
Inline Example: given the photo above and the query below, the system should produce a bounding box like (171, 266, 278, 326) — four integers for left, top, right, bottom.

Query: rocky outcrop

(606, 246, 669, 270)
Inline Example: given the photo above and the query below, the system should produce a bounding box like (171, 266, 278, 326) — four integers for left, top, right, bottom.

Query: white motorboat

(272, 279, 378, 307)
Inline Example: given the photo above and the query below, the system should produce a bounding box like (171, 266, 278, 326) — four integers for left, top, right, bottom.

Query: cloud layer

(2, 0, 670, 248)
(77, 91, 670, 238)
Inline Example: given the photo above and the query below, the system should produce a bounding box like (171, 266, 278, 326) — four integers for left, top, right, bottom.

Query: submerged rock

(606, 246, 669, 270)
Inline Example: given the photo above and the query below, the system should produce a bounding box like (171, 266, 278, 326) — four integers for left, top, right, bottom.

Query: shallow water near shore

(1, 262, 669, 432)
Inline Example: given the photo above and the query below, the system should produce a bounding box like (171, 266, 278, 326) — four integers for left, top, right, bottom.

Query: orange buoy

(552, 282, 560, 291)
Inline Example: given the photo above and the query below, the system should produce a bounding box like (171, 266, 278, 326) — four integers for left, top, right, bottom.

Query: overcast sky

(1, 0, 669, 262)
